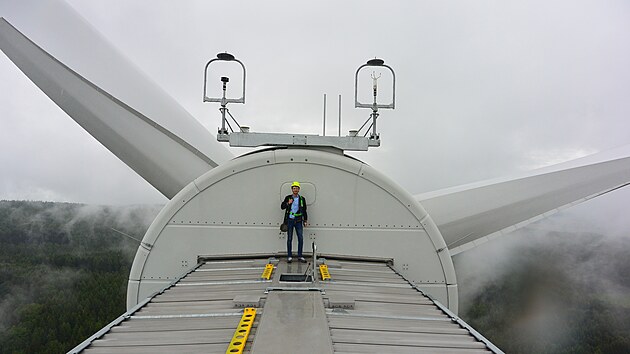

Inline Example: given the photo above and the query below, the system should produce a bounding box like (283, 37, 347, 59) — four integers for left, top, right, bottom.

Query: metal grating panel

(72, 258, 270, 353)
(71, 256, 501, 353)
(320, 260, 498, 353)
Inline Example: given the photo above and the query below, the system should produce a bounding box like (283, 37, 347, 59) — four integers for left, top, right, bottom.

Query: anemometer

(203, 53, 396, 151)
(202, 52, 247, 137)
(354, 58, 396, 141)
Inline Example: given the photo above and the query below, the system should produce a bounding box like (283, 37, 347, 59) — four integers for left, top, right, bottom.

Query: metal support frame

(203, 52, 246, 105)
(202, 52, 246, 136)
(353, 58, 396, 141)
(201, 55, 395, 152)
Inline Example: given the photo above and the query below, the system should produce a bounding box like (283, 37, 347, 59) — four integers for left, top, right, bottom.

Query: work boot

(287, 257, 293, 263)
(299, 257, 306, 263)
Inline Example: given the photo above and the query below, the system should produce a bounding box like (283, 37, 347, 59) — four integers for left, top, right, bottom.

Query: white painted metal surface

(127, 148, 457, 312)
(222, 131, 379, 150)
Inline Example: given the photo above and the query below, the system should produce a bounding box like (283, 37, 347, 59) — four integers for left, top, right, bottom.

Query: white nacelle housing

(127, 148, 458, 311)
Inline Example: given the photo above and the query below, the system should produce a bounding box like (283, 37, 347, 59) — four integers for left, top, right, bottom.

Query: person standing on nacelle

(281, 181, 309, 263)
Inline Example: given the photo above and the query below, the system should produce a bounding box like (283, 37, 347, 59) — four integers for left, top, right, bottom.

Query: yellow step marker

(319, 264, 331, 280)
(226, 307, 257, 354)
(261, 263, 274, 280)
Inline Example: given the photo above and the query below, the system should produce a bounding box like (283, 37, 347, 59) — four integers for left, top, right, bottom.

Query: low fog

(454, 189, 630, 352)
(1, 1, 629, 352)
(1, 0, 629, 205)
(0, 201, 161, 333)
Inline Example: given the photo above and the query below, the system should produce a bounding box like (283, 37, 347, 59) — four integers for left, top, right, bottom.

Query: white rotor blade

(0, 2, 232, 199)
(417, 150, 630, 255)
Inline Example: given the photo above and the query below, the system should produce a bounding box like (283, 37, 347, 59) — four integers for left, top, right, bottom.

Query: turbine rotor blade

(0, 14, 232, 198)
(417, 151, 630, 255)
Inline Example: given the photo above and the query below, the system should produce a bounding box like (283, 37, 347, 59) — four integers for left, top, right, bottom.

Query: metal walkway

(70, 256, 502, 353)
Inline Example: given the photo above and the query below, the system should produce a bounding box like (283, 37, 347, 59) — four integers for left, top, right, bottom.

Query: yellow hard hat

(291, 181, 301, 188)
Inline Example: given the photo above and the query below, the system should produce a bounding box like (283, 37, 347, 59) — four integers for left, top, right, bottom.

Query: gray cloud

(0, 201, 161, 332)
(1, 1, 629, 207)
(454, 191, 630, 351)
(1, 3, 629, 348)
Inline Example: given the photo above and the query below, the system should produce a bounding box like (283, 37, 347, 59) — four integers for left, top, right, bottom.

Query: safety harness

(285, 196, 305, 221)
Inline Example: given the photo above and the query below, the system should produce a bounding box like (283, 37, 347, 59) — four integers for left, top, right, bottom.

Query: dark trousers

(286, 218, 303, 258)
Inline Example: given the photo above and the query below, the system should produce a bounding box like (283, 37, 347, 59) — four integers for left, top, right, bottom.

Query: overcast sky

(1, 0, 629, 214)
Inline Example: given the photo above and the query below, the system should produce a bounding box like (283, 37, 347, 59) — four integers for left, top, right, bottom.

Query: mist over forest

(454, 227, 630, 353)
(0, 200, 629, 353)
(0, 200, 160, 353)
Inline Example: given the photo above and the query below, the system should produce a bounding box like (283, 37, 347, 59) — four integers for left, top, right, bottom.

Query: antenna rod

(338, 94, 342, 137)
(220, 76, 229, 134)
(370, 72, 381, 139)
(322, 94, 327, 136)
(312, 242, 318, 282)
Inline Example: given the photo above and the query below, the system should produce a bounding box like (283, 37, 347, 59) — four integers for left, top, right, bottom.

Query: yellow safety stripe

(261, 263, 274, 280)
(319, 264, 331, 280)
(226, 308, 257, 354)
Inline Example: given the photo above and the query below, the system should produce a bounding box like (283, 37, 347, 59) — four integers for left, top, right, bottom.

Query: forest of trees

(0, 200, 629, 353)
(0, 200, 159, 354)
(455, 229, 630, 353)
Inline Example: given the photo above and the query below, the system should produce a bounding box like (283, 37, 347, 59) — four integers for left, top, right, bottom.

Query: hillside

(455, 228, 630, 353)
(0, 200, 629, 353)
(0, 201, 160, 354)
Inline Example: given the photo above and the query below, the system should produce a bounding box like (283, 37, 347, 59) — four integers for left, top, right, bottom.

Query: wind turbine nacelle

(127, 148, 458, 311)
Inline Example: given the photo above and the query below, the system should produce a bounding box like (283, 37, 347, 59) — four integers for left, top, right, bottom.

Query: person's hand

(288, 199, 293, 204)
(304, 221, 308, 227)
